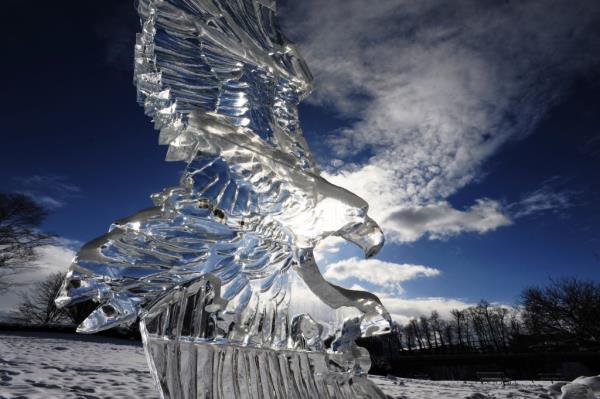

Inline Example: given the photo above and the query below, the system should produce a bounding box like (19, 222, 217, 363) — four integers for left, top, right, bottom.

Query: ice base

(142, 335, 386, 399)
(139, 275, 386, 399)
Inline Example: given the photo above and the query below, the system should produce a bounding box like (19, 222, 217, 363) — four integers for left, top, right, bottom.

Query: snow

(0, 331, 598, 399)
(370, 375, 553, 399)
(560, 383, 595, 399)
(573, 377, 600, 395)
(0, 331, 158, 399)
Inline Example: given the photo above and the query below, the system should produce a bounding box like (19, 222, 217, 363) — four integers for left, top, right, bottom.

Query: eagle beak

(340, 215, 385, 259)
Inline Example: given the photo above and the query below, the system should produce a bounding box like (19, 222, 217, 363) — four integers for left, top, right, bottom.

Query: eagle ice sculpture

(57, 1, 391, 398)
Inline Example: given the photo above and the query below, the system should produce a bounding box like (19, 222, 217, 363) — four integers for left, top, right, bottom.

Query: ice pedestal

(142, 338, 386, 399)
(140, 276, 387, 399)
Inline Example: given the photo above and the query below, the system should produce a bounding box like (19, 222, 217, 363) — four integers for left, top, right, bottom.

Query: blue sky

(1, 0, 599, 321)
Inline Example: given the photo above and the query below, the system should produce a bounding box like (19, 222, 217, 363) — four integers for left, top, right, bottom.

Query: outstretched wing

(135, 0, 316, 171)
(56, 164, 294, 346)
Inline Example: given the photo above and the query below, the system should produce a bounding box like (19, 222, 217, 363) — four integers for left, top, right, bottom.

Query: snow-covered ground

(0, 331, 597, 399)
(371, 376, 556, 398)
(0, 331, 158, 399)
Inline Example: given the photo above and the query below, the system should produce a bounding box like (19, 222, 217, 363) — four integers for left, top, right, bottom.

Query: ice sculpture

(56, 1, 391, 397)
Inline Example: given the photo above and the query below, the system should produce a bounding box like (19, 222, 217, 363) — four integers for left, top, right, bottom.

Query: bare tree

(451, 309, 466, 347)
(12, 272, 75, 326)
(470, 305, 492, 350)
(522, 278, 600, 343)
(403, 323, 416, 352)
(478, 301, 502, 351)
(464, 310, 474, 349)
(390, 321, 404, 352)
(0, 193, 52, 292)
(443, 323, 454, 348)
(494, 307, 510, 350)
(429, 311, 446, 348)
(410, 318, 424, 350)
(419, 315, 434, 349)
(510, 307, 523, 337)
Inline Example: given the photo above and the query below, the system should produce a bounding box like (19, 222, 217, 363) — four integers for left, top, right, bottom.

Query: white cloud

(377, 295, 475, 325)
(383, 199, 512, 243)
(313, 235, 345, 263)
(282, 0, 600, 243)
(509, 182, 575, 219)
(324, 257, 441, 294)
(289, 255, 481, 326)
(32, 244, 77, 274)
(290, 260, 479, 325)
(323, 168, 513, 242)
(0, 243, 76, 315)
(289, 257, 458, 327)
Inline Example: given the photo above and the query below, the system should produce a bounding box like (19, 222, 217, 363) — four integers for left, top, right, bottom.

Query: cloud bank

(282, 0, 600, 243)
(377, 295, 475, 325)
(310, 255, 474, 323)
(383, 199, 511, 243)
(324, 257, 441, 294)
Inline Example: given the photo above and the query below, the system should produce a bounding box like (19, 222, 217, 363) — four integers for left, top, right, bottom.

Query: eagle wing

(135, 0, 316, 171)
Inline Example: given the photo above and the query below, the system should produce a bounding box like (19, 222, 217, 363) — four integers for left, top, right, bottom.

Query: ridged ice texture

(56, 1, 390, 398)
(141, 275, 387, 399)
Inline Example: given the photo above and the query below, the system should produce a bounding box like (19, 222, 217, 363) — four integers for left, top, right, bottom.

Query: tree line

(396, 301, 522, 353)
(366, 278, 600, 357)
